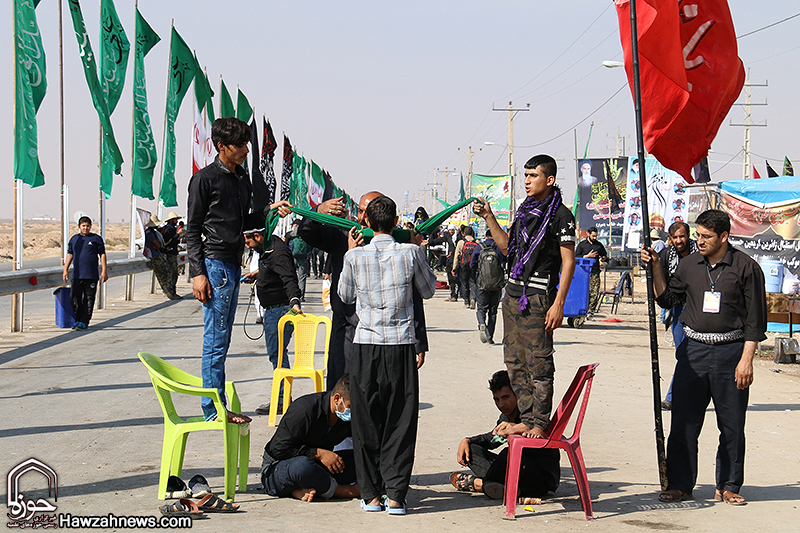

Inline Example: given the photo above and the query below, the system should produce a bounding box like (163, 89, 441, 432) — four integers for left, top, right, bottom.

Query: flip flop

(196, 493, 240, 513)
(159, 498, 205, 519)
(360, 499, 383, 512)
(386, 501, 407, 515)
(188, 475, 211, 498)
(715, 490, 746, 505)
(164, 476, 192, 499)
(659, 489, 693, 502)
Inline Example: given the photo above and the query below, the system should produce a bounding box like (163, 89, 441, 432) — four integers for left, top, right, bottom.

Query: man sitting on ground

(260, 375, 359, 502)
(450, 370, 560, 503)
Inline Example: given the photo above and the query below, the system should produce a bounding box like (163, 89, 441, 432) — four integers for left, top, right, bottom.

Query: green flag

(98, 0, 129, 197)
(219, 79, 234, 118)
(458, 172, 465, 202)
(131, 7, 159, 200)
(67, 0, 123, 174)
(194, 65, 215, 122)
(159, 26, 198, 207)
(236, 88, 252, 123)
(291, 151, 305, 209)
(784, 157, 794, 177)
(13, 0, 46, 187)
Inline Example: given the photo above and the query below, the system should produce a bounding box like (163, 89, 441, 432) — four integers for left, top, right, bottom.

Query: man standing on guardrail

(186, 116, 253, 425)
(62, 216, 108, 331)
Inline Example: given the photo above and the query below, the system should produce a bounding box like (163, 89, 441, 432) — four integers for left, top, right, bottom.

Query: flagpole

(153, 19, 174, 295)
(126, 0, 140, 302)
(96, 0, 106, 310)
(629, 0, 668, 491)
(59, 0, 66, 266)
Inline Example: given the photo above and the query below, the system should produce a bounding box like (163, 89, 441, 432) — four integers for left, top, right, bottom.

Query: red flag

(615, 0, 745, 183)
(752, 165, 761, 179)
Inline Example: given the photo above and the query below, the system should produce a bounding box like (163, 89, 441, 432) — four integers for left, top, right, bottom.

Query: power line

(710, 149, 743, 175)
(516, 83, 628, 148)
(737, 12, 800, 39)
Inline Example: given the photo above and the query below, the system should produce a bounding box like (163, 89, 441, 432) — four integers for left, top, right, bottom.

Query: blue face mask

(335, 399, 351, 422)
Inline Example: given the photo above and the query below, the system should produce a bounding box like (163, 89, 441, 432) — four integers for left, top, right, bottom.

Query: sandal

(715, 489, 746, 505)
(159, 498, 204, 519)
(450, 472, 478, 492)
(658, 489, 693, 502)
(196, 493, 240, 513)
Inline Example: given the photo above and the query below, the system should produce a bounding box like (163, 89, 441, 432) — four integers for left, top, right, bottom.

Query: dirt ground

(0, 221, 136, 261)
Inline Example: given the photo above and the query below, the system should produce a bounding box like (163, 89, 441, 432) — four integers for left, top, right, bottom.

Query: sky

(2, 0, 799, 223)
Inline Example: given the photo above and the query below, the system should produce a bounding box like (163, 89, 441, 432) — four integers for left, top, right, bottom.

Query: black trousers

(667, 338, 749, 494)
(447, 259, 458, 299)
(70, 278, 98, 325)
(467, 443, 560, 497)
(326, 312, 355, 390)
(350, 343, 418, 502)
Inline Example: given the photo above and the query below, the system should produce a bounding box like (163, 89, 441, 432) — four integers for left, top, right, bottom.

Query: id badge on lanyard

(703, 263, 723, 314)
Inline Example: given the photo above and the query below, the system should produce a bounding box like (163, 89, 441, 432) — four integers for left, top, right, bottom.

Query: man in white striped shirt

(338, 195, 436, 515)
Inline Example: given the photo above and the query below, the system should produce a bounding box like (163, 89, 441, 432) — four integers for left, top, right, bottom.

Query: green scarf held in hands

(414, 197, 478, 235)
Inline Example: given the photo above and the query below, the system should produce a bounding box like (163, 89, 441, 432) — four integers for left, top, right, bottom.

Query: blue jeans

(201, 259, 241, 421)
(665, 305, 685, 403)
(263, 305, 293, 402)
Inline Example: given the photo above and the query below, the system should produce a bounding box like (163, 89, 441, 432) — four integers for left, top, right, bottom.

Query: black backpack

(476, 242, 505, 291)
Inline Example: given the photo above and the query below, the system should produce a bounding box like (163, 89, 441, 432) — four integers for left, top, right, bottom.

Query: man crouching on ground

(260, 375, 359, 502)
(450, 370, 560, 504)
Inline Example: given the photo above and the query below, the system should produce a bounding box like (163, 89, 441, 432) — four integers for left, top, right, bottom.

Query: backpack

(476, 242, 506, 291)
(291, 237, 309, 258)
(460, 240, 478, 270)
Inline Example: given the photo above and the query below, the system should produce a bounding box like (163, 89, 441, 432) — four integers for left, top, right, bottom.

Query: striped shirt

(338, 233, 437, 345)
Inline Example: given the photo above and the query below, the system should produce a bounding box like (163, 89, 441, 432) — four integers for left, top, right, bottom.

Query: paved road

(0, 274, 798, 532)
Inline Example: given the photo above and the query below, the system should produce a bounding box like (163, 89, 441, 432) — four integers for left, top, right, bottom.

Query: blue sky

(2, 0, 798, 222)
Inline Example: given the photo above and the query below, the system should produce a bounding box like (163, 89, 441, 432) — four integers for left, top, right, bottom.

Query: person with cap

(651, 228, 667, 253)
(145, 214, 179, 300)
(241, 211, 302, 415)
(161, 212, 183, 299)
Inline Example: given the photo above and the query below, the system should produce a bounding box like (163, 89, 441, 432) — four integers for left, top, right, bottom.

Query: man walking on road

(186, 117, 253, 424)
(642, 209, 766, 506)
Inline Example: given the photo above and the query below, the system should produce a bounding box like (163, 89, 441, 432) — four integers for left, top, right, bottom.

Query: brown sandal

(715, 489, 746, 505)
(658, 489, 693, 502)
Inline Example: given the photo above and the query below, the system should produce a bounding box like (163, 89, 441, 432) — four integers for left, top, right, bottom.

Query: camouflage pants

(166, 254, 179, 294)
(588, 272, 600, 315)
(150, 255, 172, 296)
(502, 293, 555, 431)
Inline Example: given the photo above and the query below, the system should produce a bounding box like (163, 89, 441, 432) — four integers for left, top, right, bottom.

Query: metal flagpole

(59, 0, 66, 266)
(97, 0, 106, 310)
(126, 0, 140, 302)
(629, 0, 668, 491)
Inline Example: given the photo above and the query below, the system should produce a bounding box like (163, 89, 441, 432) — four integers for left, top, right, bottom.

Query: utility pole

(606, 127, 629, 157)
(731, 70, 767, 180)
(492, 101, 529, 221)
(458, 146, 481, 197)
(435, 168, 458, 204)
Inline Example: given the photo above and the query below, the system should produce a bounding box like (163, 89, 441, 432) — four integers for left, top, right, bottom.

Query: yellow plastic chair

(269, 313, 332, 426)
(138, 352, 249, 502)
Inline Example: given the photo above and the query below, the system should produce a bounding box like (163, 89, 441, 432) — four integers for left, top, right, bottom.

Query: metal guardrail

(0, 252, 188, 297)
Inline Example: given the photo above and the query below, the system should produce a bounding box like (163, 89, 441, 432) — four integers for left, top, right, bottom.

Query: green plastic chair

(138, 352, 249, 502)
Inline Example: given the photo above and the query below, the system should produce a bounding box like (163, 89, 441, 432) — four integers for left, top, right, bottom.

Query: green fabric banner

(159, 26, 197, 207)
(415, 196, 477, 235)
(98, 0, 129, 198)
(236, 88, 252, 124)
(194, 65, 214, 121)
(131, 7, 159, 200)
(13, 0, 46, 187)
(67, 0, 123, 174)
(219, 79, 234, 118)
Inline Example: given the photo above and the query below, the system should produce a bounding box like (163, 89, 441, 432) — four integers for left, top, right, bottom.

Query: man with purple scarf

(473, 154, 576, 439)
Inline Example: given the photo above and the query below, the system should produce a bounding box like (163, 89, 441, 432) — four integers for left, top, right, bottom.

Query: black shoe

(255, 403, 283, 415)
(661, 401, 672, 411)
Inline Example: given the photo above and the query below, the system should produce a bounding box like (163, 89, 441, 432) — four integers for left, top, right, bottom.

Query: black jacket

(260, 391, 350, 473)
(186, 156, 252, 277)
(256, 236, 302, 307)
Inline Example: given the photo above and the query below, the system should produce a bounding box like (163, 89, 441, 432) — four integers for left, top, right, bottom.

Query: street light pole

(492, 101, 529, 222)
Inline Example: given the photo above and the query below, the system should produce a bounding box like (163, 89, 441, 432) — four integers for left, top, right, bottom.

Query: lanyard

(706, 263, 724, 292)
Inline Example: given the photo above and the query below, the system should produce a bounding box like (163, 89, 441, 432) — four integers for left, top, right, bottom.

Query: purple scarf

(508, 186, 562, 311)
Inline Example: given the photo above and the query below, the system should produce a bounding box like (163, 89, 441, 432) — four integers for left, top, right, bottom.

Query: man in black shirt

(186, 117, 253, 424)
(473, 154, 576, 439)
(242, 213, 302, 415)
(260, 375, 358, 502)
(642, 210, 767, 506)
(450, 370, 559, 503)
(574, 226, 607, 316)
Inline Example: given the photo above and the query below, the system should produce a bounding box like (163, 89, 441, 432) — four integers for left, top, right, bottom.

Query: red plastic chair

(503, 363, 599, 520)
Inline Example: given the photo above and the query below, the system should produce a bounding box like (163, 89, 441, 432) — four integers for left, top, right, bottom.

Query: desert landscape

(0, 221, 138, 261)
